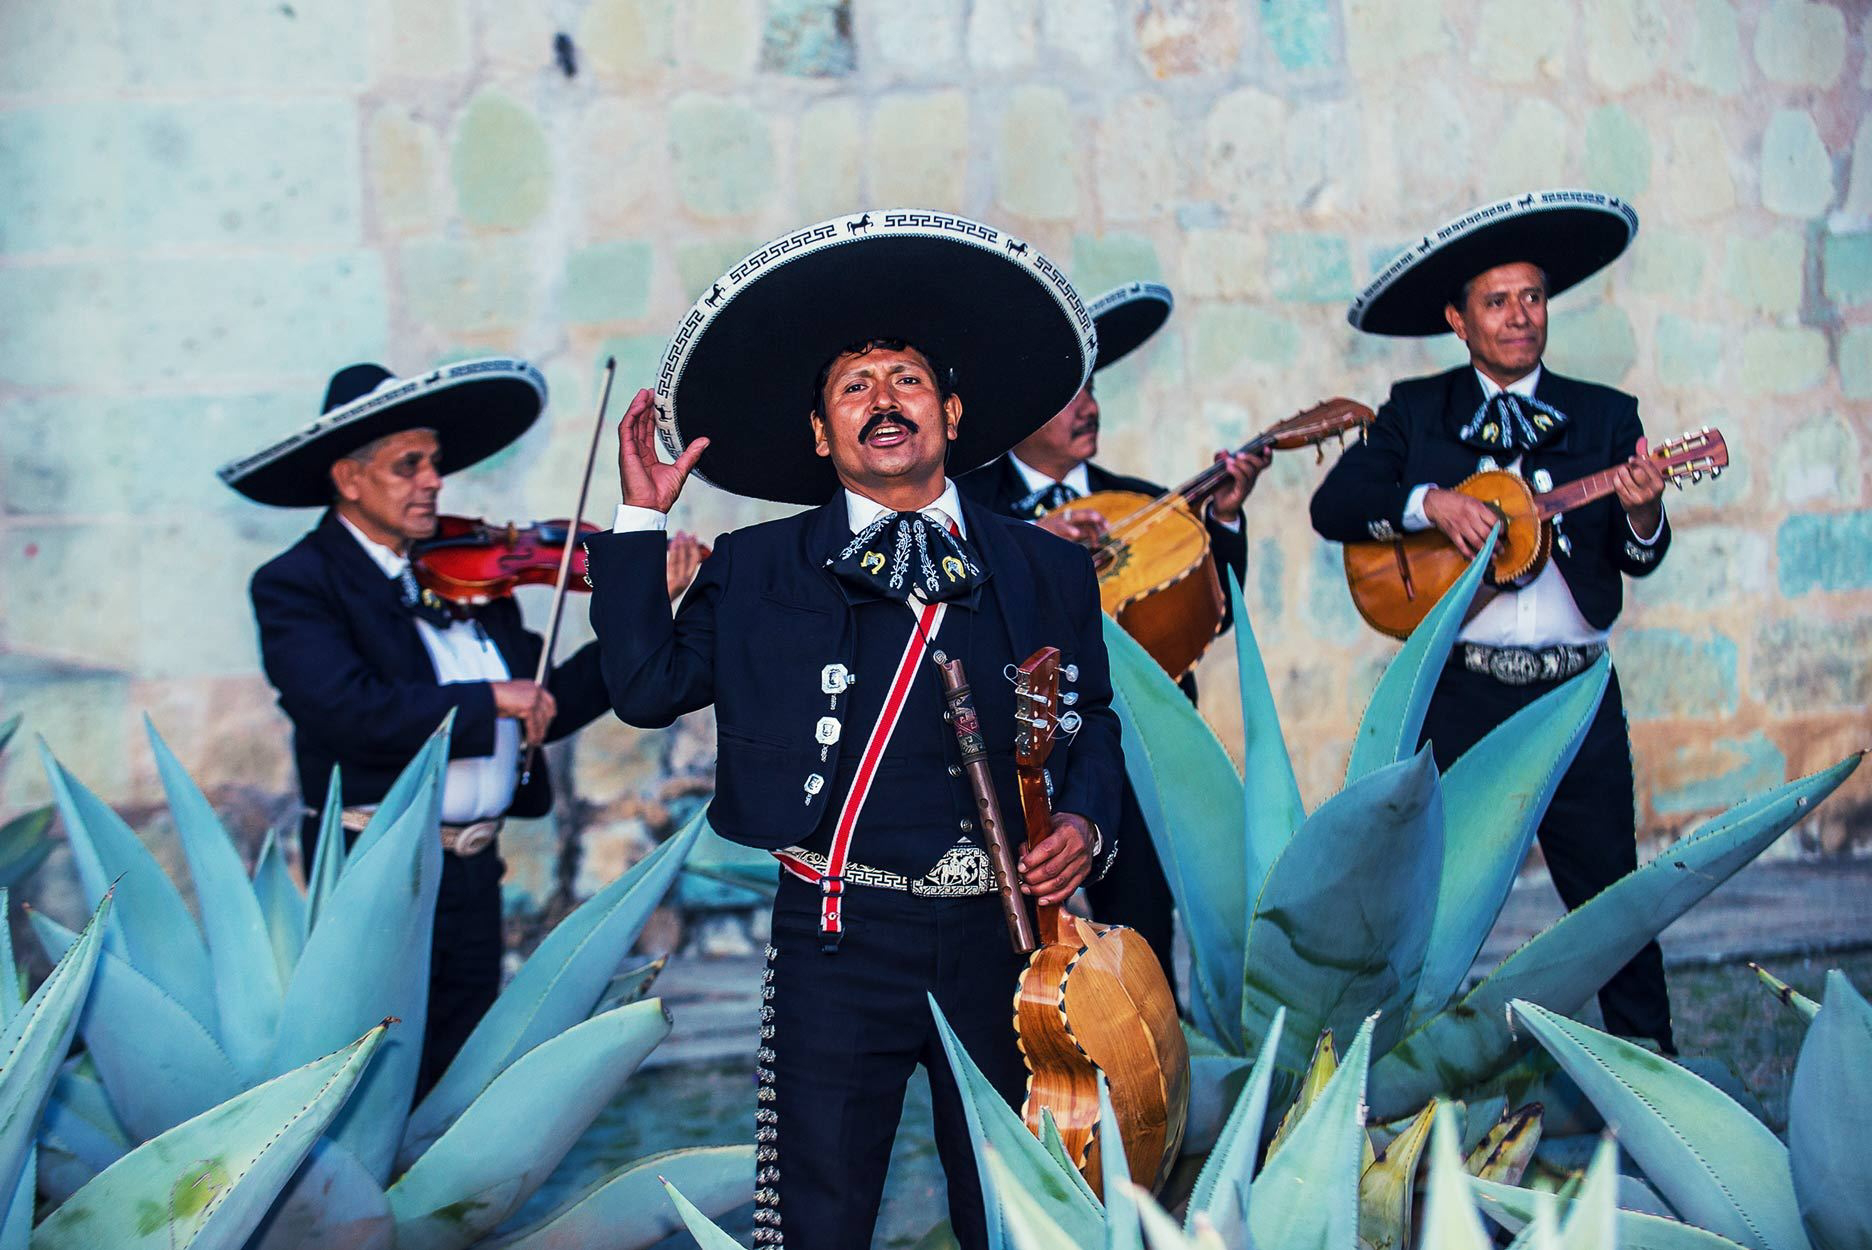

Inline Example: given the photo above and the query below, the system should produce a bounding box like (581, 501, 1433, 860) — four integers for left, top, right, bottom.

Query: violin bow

(519, 356, 617, 787)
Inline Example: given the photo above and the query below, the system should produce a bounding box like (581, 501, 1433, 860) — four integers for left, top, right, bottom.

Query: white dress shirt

(338, 515, 519, 823)
(1008, 453, 1092, 501)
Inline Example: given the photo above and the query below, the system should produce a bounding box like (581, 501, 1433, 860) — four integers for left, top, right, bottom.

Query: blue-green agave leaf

(1370, 753, 1863, 1120)
(250, 827, 306, 987)
(1187, 1007, 1284, 1240)
(1104, 617, 1247, 1050)
(929, 994, 1105, 1250)
(1410, 657, 1609, 1027)
(1, 1155, 29, 1250)
(1472, 1177, 1751, 1248)
(1181, 1053, 1252, 1156)
(1557, 1136, 1619, 1250)
(661, 1177, 752, 1250)
(0, 891, 19, 1016)
(1511, 1000, 1811, 1250)
(1241, 748, 1442, 1069)
(0, 719, 17, 757)
(36, 742, 217, 1026)
(404, 810, 705, 1163)
(346, 717, 452, 864)
(306, 766, 347, 934)
(46, 1057, 130, 1150)
(1422, 1105, 1493, 1250)
(1097, 1076, 1145, 1250)
(479, 1145, 752, 1250)
(37, 1093, 125, 1183)
(986, 1149, 1094, 1250)
(1748, 963, 1820, 1024)
(1247, 1015, 1374, 1249)
(1344, 528, 1498, 785)
(0, 808, 53, 893)
(1036, 1109, 1098, 1209)
(272, 753, 444, 1183)
(1226, 570, 1304, 881)
(30, 910, 242, 1141)
(146, 720, 284, 1080)
(386, 1000, 672, 1250)
(1789, 971, 1872, 1250)
(34, 1021, 388, 1250)
(0, 893, 33, 1250)
(246, 1137, 393, 1250)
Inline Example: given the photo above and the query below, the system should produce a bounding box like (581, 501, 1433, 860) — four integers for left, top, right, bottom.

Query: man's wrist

(613, 503, 669, 533)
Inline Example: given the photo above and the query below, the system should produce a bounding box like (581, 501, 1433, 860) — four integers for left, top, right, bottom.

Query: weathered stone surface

(1262, 0, 1341, 74)
(1191, 305, 1300, 376)
(0, 664, 132, 809)
(1618, 628, 1740, 719)
(1842, 325, 1872, 399)
(1778, 510, 1872, 596)
(1268, 233, 1353, 303)
(684, 0, 760, 77)
(1096, 93, 1176, 222)
(1204, 88, 1285, 214)
(1722, 229, 1806, 315)
(367, 109, 445, 237)
(1304, 542, 1365, 643)
(1584, 0, 1667, 93)
(1134, 0, 1241, 78)
(563, 242, 655, 323)
(995, 85, 1078, 220)
(1548, 302, 1638, 384)
(1628, 228, 1706, 297)
(1750, 616, 1872, 714)
(795, 98, 862, 222)
(1584, 104, 1652, 199)
(1342, 0, 1451, 80)
(1822, 231, 1872, 306)
(967, 0, 1037, 69)
(452, 91, 552, 230)
(1652, 732, 1788, 816)
(0, 0, 123, 94)
(1473, 0, 1570, 82)
(1679, 0, 1743, 94)
(1760, 109, 1835, 219)
(1040, 0, 1117, 66)
(874, 0, 963, 71)
(760, 0, 854, 76)
(1661, 115, 1736, 221)
(1180, 230, 1266, 299)
(667, 92, 775, 219)
(1753, 0, 1847, 88)
(871, 90, 968, 209)
(118, 0, 367, 89)
(1843, 118, 1872, 225)
(1738, 326, 1828, 394)
(0, 103, 126, 254)
(1653, 314, 1725, 389)
(1394, 82, 1472, 206)
(674, 238, 758, 297)
(1775, 413, 1862, 507)
(1072, 234, 1163, 294)
(577, 99, 663, 235)
(1487, 99, 1570, 195)
(0, 264, 127, 389)
(580, 0, 676, 81)
(382, 0, 471, 78)
(1281, 100, 1362, 216)
(1647, 524, 1768, 612)
(401, 237, 540, 333)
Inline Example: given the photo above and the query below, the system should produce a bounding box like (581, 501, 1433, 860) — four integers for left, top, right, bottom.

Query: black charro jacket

(583, 493, 1123, 853)
(251, 510, 610, 817)
(1308, 365, 1670, 631)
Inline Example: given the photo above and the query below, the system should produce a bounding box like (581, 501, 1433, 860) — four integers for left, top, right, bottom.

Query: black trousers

(1417, 661, 1675, 1050)
(300, 818, 505, 1098)
(759, 876, 1028, 1250)
(1084, 782, 1178, 1003)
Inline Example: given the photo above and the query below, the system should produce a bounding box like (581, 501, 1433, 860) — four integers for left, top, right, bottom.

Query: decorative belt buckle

(1491, 648, 1541, 685)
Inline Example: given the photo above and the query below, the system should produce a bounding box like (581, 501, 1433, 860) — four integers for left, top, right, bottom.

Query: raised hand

(617, 387, 709, 513)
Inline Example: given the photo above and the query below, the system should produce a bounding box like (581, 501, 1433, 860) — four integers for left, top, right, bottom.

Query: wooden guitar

(1050, 398, 1374, 679)
(1342, 427, 1728, 639)
(1010, 648, 1189, 1197)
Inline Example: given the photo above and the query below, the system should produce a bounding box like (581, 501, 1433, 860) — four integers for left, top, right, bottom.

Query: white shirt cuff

(612, 503, 669, 533)
(1402, 484, 1436, 533)
(1628, 509, 1664, 545)
(1208, 509, 1243, 533)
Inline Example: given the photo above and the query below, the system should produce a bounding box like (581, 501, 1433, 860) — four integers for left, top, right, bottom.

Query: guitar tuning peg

(1672, 477, 1685, 490)
(1316, 443, 1325, 464)
(1710, 465, 1722, 478)
(1691, 470, 1703, 483)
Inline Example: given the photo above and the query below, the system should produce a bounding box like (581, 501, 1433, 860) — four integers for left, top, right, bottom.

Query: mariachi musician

(220, 359, 693, 1093)
(584, 212, 1123, 1249)
(958, 281, 1267, 994)
(1309, 190, 1675, 1052)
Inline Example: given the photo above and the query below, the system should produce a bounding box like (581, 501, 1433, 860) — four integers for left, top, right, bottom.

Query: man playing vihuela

(958, 280, 1267, 998)
(1309, 189, 1675, 1053)
(583, 211, 1124, 1249)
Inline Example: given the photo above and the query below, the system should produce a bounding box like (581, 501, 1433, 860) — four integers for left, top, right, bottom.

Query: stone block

(667, 93, 775, 220)
(367, 109, 446, 238)
(683, 0, 760, 77)
(1722, 229, 1806, 315)
(0, 104, 127, 253)
(760, 0, 855, 77)
(1842, 325, 1872, 399)
(1252, 536, 1285, 622)
(795, 98, 862, 222)
(1204, 88, 1285, 215)
(1072, 234, 1163, 295)
(1584, 0, 1667, 92)
(1678, 0, 1743, 94)
(1040, 0, 1116, 67)
(1822, 232, 1872, 307)
(117, 0, 367, 89)
(1760, 109, 1835, 219)
(1777, 510, 1872, 596)
(1738, 326, 1828, 394)
(1262, 0, 1341, 73)
(577, 99, 664, 236)
(381, 0, 471, 78)
(1180, 230, 1266, 299)
(4, 525, 142, 674)
(1548, 302, 1637, 384)
(1304, 542, 1364, 644)
(451, 90, 553, 230)
(563, 242, 655, 324)
(1281, 100, 1362, 216)
(401, 237, 538, 334)
(1584, 104, 1652, 199)
(0, 663, 132, 810)
(1394, 82, 1471, 206)
(675, 238, 759, 298)
(874, 0, 963, 71)
(1473, 0, 1570, 82)
(1750, 615, 1872, 714)
(1617, 628, 1739, 719)
(1342, 0, 1450, 79)
(1662, 116, 1737, 222)
(0, 264, 127, 389)
(1135, 0, 1241, 77)
(580, 0, 676, 81)
(1774, 412, 1862, 507)
(1191, 305, 1301, 377)
(1753, 0, 1847, 88)
(967, 0, 1037, 70)
(1095, 93, 1176, 223)
(1268, 233, 1353, 303)
(1653, 315, 1725, 389)
(1844, 119, 1872, 225)
(1651, 732, 1787, 816)
(0, 0, 122, 94)
(1487, 99, 1570, 196)
(134, 522, 278, 678)
(1628, 228, 1705, 297)
(994, 85, 1078, 221)
(1645, 524, 1767, 612)
(871, 90, 969, 209)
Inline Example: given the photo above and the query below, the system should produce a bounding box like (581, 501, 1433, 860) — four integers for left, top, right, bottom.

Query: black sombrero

(1088, 281, 1173, 372)
(653, 209, 1095, 506)
(217, 357, 547, 507)
(1350, 189, 1639, 337)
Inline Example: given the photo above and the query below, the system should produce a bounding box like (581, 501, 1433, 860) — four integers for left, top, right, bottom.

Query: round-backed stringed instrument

(1342, 427, 1728, 639)
(1053, 399, 1373, 679)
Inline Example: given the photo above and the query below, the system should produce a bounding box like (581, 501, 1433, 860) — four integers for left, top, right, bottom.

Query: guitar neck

(1534, 461, 1649, 518)
(1177, 432, 1275, 509)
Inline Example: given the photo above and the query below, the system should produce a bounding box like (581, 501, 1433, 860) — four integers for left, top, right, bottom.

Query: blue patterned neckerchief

(1458, 390, 1571, 454)
(827, 511, 985, 604)
(395, 566, 467, 627)
(1014, 479, 1079, 518)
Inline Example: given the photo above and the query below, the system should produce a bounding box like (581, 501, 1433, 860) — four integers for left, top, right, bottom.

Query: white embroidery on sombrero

(1086, 280, 1174, 372)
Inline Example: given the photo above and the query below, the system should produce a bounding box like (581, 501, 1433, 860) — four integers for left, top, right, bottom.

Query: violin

(411, 515, 601, 606)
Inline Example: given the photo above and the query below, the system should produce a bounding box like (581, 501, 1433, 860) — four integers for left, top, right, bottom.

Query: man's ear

(943, 393, 963, 441)
(809, 411, 830, 459)
(330, 458, 362, 503)
(1444, 302, 1468, 342)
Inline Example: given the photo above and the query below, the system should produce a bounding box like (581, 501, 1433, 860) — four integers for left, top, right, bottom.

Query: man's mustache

(859, 410, 919, 443)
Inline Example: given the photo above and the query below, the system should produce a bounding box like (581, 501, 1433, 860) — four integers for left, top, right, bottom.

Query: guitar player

(1309, 190, 1675, 1053)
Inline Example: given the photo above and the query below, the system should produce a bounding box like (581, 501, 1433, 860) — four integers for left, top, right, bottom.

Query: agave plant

(1106, 539, 1863, 1133)
(0, 716, 54, 891)
(25, 718, 749, 1248)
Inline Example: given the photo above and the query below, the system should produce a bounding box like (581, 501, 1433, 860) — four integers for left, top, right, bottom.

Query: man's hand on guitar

(1612, 436, 1666, 538)
(1423, 488, 1500, 560)
(1018, 812, 1094, 905)
(617, 387, 709, 513)
(1208, 446, 1273, 525)
(1037, 508, 1108, 547)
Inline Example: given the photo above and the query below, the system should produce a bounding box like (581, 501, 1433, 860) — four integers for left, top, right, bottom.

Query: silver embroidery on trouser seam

(754, 943, 783, 1246)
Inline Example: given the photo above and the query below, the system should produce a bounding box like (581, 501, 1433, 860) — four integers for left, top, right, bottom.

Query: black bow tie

(394, 566, 463, 628)
(1015, 480, 1079, 518)
(827, 510, 985, 604)
(1458, 391, 1571, 454)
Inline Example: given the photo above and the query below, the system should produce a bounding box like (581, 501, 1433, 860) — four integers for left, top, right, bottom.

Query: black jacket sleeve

(1050, 546, 1123, 866)
(584, 528, 726, 728)
(1309, 381, 1420, 544)
(1605, 398, 1672, 578)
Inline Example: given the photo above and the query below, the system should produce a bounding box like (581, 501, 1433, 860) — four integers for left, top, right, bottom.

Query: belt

(773, 842, 999, 898)
(337, 807, 502, 857)
(1460, 642, 1606, 686)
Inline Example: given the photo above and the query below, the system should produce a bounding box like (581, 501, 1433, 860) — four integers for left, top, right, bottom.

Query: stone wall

(2, 0, 1868, 935)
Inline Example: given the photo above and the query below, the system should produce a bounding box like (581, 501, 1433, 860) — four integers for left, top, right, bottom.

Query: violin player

(584, 212, 1123, 1249)
(220, 358, 696, 1093)
(1309, 190, 1674, 1053)
(957, 281, 1267, 999)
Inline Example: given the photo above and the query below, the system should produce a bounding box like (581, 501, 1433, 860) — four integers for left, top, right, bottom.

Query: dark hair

(811, 338, 955, 421)
(1450, 265, 1550, 311)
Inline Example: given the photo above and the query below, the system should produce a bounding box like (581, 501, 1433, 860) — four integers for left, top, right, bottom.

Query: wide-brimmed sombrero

(1350, 189, 1638, 337)
(218, 357, 547, 507)
(1088, 281, 1173, 372)
(654, 209, 1095, 506)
